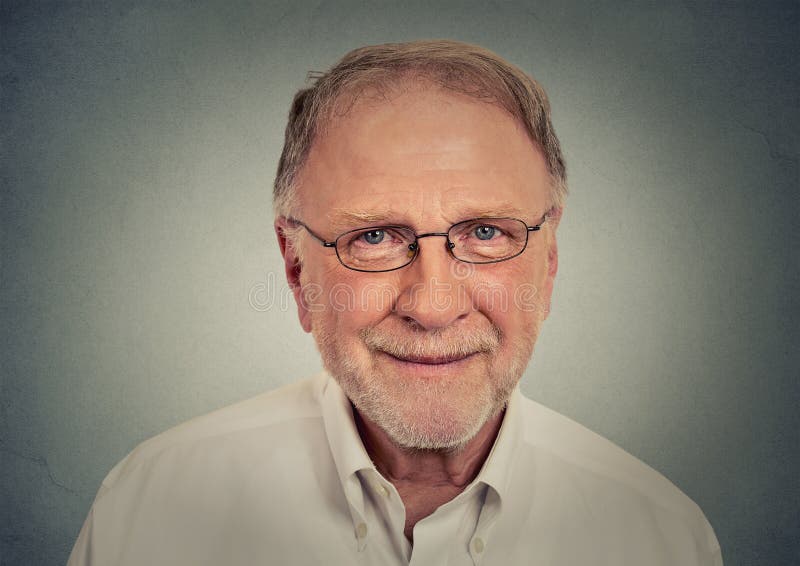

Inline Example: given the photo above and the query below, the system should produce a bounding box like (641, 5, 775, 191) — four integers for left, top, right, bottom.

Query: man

(69, 40, 722, 565)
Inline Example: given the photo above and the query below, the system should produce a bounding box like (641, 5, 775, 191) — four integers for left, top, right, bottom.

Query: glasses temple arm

(527, 211, 550, 232)
(286, 217, 336, 247)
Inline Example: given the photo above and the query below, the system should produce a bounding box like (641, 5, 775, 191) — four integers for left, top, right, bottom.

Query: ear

(541, 207, 562, 320)
(275, 218, 313, 333)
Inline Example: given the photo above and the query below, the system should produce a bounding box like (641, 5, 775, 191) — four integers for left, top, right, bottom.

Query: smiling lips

(362, 325, 500, 368)
(382, 351, 477, 365)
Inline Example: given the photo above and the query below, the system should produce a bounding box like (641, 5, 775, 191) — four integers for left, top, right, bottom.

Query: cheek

(471, 258, 546, 323)
(351, 277, 402, 316)
(313, 270, 399, 333)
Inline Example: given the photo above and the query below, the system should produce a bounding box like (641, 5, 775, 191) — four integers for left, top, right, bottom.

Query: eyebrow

(328, 208, 397, 228)
(326, 203, 534, 229)
(456, 204, 529, 218)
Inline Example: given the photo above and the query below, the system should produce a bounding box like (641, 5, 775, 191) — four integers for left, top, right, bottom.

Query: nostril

(400, 316, 425, 331)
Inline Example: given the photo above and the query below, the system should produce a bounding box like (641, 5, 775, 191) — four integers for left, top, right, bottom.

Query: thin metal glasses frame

(287, 214, 548, 273)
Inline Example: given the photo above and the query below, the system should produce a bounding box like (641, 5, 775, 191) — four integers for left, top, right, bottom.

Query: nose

(394, 234, 471, 330)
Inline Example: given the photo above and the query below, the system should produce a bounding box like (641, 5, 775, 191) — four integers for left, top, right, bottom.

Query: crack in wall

(735, 121, 799, 170)
(1, 446, 78, 496)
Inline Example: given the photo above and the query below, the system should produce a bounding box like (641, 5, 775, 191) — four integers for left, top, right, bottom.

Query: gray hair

(273, 39, 567, 219)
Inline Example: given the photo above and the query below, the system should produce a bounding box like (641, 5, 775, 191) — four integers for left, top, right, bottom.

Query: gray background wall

(1, 1, 797, 565)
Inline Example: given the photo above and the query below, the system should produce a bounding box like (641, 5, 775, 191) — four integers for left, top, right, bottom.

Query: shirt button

(472, 537, 485, 554)
(355, 522, 368, 539)
(377, 485, 389, 498)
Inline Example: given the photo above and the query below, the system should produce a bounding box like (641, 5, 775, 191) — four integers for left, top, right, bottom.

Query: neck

(353, 407, 506, 543)
(353, 408, 505, 489)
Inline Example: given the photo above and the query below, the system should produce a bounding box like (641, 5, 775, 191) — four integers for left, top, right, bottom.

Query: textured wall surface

(1, 1, 798, 565)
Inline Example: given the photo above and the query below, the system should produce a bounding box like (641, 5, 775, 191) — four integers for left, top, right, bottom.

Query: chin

(330, 349, 519, 451)
(368, 383, 499, 451)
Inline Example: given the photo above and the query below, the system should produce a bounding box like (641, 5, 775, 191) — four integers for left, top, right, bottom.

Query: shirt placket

(342, 474, 370, 552)
(362, 470, 412, 562)
(467, 487, 502, 566)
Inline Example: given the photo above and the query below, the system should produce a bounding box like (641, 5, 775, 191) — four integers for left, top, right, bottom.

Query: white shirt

(69, 372, 722, 565)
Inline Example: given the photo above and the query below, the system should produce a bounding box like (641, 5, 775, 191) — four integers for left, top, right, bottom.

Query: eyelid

(347, 226, 413, 243)
(454, 219, 505, 232)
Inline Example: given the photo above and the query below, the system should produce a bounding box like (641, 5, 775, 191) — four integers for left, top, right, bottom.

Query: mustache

(360, 325, 501, 360)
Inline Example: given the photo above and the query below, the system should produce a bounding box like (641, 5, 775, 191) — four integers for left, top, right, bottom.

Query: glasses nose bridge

(413, 231, 455, 251)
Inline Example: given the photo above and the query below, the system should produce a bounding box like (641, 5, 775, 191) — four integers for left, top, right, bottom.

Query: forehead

(296, 83, 551, 225)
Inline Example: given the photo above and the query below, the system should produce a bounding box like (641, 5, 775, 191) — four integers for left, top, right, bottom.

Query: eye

(474, 225, 497, 240)
(361, 229, 385, 245)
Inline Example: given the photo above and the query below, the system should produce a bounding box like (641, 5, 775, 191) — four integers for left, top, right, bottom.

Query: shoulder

(99, 374, 326, 494)
(70, 374, 351, 565)
(515, 395, 721, 556)
(518, 395, 692, 508)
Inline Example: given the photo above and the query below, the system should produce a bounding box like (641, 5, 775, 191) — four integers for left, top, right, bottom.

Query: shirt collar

(318, 371, 375, 487)
(472, 384, 523, 503)
(317, 372, 376, 549)
(318, 372, 375, 528)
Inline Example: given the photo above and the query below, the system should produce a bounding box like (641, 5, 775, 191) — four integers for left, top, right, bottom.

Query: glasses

(287, 214, 549, 273)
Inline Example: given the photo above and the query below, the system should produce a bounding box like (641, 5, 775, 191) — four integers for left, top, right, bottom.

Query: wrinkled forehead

(295, 83, 551, 226)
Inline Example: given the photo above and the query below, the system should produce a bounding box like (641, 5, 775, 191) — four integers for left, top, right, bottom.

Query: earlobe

(275, 219, 313, 333)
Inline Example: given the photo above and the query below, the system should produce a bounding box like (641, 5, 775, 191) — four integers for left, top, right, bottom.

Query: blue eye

(474, 226, 496, 240)
(363, 230, 385, 244)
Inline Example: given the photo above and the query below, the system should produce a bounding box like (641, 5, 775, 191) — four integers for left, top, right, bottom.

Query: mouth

(379, 351, 478, 366)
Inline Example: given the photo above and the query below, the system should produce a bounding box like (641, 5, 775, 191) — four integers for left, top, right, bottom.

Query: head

(274, 40, 566, 451)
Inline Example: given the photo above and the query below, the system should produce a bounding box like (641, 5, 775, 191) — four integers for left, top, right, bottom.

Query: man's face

(279, 84, 559, 450)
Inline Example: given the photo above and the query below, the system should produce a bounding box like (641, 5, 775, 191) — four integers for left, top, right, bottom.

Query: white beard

(313, 319, 535, 451)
